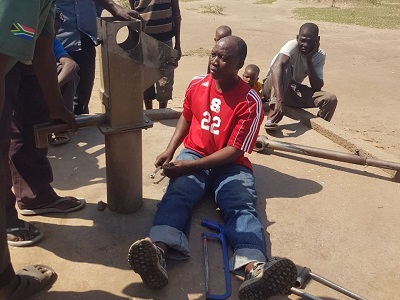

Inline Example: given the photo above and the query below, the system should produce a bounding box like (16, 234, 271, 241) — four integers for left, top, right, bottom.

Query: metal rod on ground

(295, 267, 368, 300)
(254, 135, 400, 172)
(290, 287, 323, 300)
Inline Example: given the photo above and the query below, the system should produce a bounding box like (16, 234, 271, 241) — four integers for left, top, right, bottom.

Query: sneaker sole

(238, 258, 297, 300)
(127, 239, 168, 289)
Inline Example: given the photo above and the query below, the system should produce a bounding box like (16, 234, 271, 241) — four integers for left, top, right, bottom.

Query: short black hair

(299, 23, 319, 36)
(226, 35, 247, 64)
(245, 64, 260, 76)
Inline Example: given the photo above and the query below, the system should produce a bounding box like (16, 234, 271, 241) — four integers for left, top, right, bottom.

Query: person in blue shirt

(55, 0, 143, 115)
(51, 9, 80, 145)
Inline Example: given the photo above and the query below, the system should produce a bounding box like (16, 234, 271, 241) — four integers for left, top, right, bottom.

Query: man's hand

(155, 149, 175, 168)
(269, 100, 284, 123)
(49, 106, 78, 132)
(162, 160, 194, 178)
(307, 40, 320, 60)
(113, 6, 143, 22)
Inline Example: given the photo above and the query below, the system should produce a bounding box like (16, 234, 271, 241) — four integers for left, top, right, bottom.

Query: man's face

(242, 69, 258, 87)
(297, 29, 319, 55)
(209, 39, 241, 80)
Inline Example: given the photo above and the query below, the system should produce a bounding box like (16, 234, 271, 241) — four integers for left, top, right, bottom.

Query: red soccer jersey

(182, 74, 263, 170)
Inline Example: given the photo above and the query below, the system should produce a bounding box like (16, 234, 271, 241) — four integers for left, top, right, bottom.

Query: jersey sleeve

(228, 89, 263, 154)
(279, 39, 298, 58)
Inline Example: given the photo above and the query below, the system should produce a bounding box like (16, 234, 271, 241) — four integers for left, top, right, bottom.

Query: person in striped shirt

(128, 35, 297, 299)
(130, 0, 182, 109)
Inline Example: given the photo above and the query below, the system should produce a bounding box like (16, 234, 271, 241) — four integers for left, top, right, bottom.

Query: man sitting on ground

(127, 35, 297, 300)
(262, 22, 338, 131)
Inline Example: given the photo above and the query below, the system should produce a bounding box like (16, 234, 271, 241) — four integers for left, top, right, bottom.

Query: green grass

(254, 0, 277, 4)
(293, 0, 400, 29)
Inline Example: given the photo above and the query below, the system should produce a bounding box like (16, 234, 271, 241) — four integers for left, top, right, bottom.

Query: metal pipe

(290, 287, 323, 300)
(255, 135, 400, 172)
(34, 114, 107, 148)
(310, 272, 367, 300)
(295, 267, 367, 300)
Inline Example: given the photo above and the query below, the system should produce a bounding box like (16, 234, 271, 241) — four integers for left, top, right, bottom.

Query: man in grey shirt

(262, 23, 338, 130)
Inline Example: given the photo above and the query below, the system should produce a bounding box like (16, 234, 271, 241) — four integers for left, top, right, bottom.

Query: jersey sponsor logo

(10, 23, 36, 41)
(201, 81, 209, 87)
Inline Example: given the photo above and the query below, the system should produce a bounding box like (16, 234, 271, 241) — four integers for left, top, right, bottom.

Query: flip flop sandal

(19, 197, 86, 216)
(264, 121, 279, 131)
(50, 131, 70, 145)
(7, 221, 44, 247)
(7, 265, 57, 300)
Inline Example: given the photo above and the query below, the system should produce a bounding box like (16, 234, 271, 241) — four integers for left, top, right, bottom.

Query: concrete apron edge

(145, 107, 399, 180)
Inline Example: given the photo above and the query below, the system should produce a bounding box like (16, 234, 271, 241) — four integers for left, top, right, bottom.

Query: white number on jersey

(201, 111, 221, 135)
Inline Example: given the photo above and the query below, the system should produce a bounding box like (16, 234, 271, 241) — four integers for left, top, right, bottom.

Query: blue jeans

(149, 148, 268, 274)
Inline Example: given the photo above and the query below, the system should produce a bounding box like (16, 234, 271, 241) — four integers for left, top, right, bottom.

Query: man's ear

(296, 34, 299, 41)
(317, 36, 321, 42)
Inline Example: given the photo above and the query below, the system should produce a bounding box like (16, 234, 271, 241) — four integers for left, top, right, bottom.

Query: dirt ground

(8, 0, 400, 300)
(168, 0, 400, 159)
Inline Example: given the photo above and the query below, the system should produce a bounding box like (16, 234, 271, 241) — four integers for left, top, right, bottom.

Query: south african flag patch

(10, 23, 36, 41)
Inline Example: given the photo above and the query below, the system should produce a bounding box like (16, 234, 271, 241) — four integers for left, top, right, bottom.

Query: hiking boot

(238, 258, 297, 300)
(128, 238, 168, 289)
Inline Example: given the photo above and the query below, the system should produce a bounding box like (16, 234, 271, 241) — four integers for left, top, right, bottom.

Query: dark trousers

(263, 63, 338, 123)
(0, 63, 58, 227)
(68, 34, 96, 115)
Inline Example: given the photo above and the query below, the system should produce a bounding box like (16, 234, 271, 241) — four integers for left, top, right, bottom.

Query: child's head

(214, 25, 232, 42)
(242, 64, 260, 88)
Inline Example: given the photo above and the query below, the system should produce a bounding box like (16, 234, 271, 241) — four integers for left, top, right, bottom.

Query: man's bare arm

(32, 35, 77, 131)
(58, 56, 79, 87)
(306, 40, 324, 91)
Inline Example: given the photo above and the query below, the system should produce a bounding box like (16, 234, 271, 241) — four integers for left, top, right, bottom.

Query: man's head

(297, 23, 320, 55)
(209, 35, 247, 81)
(242, 64, 260, 88)
(214, 25, 232, 42)
(54, 7, 64, 35)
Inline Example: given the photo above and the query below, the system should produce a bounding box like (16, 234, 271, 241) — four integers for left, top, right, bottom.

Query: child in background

(207, 25, 232, 73)
(242, 64, 263, 99)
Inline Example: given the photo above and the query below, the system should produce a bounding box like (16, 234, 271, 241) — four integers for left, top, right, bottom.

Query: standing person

(0, 1, 77, 298)
(51, 8, 80, 145)
(262, 23, 338, 131)
(130, 0, 182, 109)
(127, 36, 297, 299)
(55, 0, 142, 115)
(207, 25, 232, 73)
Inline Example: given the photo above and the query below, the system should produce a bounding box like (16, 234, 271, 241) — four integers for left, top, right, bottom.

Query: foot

(127, 238, 168, 289)
(264, 120, 279, 131)
(19, 197, 86, 216)
(238, 258, 297, 300)
(50, 131, 70, 145)
(1, 265, 56, 300)
(7, 221, 43, 247)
